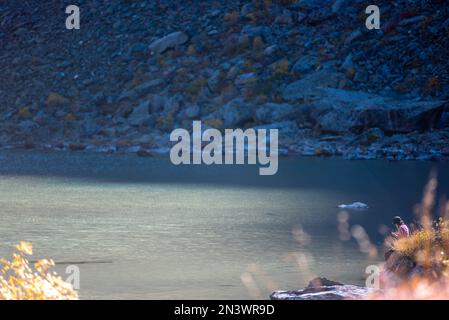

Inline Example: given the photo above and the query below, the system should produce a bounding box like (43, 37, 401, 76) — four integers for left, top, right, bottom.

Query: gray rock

(274, 10, 293, 25)
(282, 69, 345, 101)
(137, 134, 153, 144)
(264, 45, 278, 56)
(18, 120, 39, 132)
(308, 88, 447, 133)
(255, 103, 296, 123)
(345, 29, 363, 45)
(240, 25, 272, 41)
(216, 98, 253, 127)
(291, 55, 318, 73)
(227, 65, 242, 80)
(128, 101, 150, 126)
(235, 73, 257, 87)
(349, 128, 385, 146)
(240, 3, 256, 17)
(332, 0, 347, 13)
(209, 9, 221, 18)
(353, 70, 369, 83)
(208, 69, 223, 93)
(81, 118, 99, 135)
(163, 95, 182, 114)
(255, 120, 299, 137)
(341, 53, 354, 70)
(184, 104, 200, 119)
(207, 29, 219, 36)
(130, 43, 147, 56)
(149, 31, 189, 54)
(271, 277, 371, 300)
(118, 79, 164, 102)
(55, 109, 67, 118)
(148, 95, 168, 113)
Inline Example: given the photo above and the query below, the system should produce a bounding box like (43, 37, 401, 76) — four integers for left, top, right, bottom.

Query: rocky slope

(0, 0, 448, 159)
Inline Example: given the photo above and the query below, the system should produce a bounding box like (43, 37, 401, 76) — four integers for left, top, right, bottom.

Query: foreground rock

(271, 277, 371, 300)
(382, 251, 423, 286)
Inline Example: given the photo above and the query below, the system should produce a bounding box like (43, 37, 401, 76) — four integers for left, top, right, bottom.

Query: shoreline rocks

(271, 277, 371, 300)
(1, 123, 449, 162)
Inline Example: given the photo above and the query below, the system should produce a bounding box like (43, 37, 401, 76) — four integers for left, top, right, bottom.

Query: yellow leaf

(16, 242, 33, 255)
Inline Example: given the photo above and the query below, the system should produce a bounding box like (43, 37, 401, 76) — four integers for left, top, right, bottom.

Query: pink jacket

(396, 224, 410, 238)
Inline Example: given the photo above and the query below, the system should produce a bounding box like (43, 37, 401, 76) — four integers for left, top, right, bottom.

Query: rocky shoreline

(1, 127, 448, 162)
(271, 247, 443, 300)
(271, 277, 372, 300)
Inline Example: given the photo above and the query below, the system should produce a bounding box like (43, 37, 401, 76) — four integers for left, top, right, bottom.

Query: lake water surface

(0, 150, 448, 299)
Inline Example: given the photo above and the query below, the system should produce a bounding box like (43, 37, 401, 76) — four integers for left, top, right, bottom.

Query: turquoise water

(0, 150, 448, 299)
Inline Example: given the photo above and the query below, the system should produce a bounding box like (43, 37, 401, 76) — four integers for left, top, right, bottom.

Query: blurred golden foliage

(0, 242, 78, 300)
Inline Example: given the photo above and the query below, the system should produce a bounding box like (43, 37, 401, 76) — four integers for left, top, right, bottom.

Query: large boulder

(240, 3, 256, 17)
(255, 103, 297, 123)
(291, 55, 318, 74)
(282, 69, 346, 101)
(149, 31, 189, 54)
(214, 98, 254, 127)
(234, 73, 257, 87)
(117, 79, 164, 102)
(349, 128, 385, 146)
(271, 277, 371, 300)
(255, 120, 300, 137)
(184, 104, 200, 119)
(307, 88, 447, 134)
(207, 69, 223, 93)
(128, 101, 150, 126)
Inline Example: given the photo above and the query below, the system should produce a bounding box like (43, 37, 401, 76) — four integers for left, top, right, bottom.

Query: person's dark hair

(393, 216, 403, 225)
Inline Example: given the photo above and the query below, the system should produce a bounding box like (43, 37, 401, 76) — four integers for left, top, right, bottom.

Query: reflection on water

(0, 150, 448, 299)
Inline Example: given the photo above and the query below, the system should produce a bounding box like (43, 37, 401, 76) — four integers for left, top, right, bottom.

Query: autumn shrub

(46, 92, 67, 107)
(370, 175, 449, 299)
(252, 36, 264, 50)
(270, 59, 290, 75)
(387, 174, 449, 272)
(18, 107, 31, 119)
(224, 10, 239, 26)
(0, 242, 78, 300)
